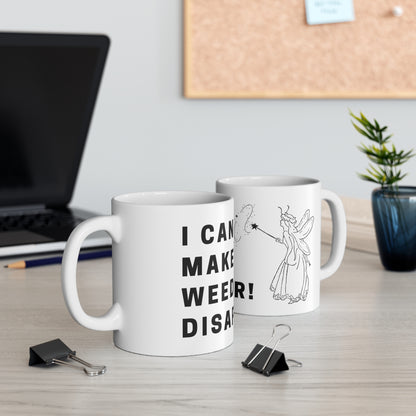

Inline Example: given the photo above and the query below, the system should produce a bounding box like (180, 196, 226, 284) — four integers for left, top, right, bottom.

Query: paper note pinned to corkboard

(184, 0, 416, 98)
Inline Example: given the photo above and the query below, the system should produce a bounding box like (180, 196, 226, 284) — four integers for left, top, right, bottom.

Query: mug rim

(112, 190, 232, 207)
(216, 175, 320, 187)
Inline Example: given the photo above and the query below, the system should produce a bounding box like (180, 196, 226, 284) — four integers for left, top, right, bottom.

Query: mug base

(112, 339, 234, 357)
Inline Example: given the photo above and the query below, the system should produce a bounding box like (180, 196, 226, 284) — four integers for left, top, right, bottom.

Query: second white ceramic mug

(216, 175, 346, 316)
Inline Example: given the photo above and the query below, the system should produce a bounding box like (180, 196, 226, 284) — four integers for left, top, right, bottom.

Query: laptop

(0, 32, 111, 257)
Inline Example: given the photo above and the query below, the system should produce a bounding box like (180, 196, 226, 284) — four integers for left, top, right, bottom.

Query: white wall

(3, 0, 416, 214)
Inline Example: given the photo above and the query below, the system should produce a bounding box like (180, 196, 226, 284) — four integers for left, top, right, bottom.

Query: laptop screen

(0, 33, 109, 208)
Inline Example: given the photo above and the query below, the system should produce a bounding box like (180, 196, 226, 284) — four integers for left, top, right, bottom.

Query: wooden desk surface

(1, 248, 415, 415)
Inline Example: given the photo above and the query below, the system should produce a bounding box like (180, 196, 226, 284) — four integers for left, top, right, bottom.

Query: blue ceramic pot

(372, 187, 416, 271)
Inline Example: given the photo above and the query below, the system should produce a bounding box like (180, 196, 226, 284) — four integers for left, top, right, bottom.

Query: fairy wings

(292, 209, 314, 256)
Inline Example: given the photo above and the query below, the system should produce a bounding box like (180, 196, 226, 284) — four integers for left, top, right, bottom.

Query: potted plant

(350, 111, 416, 271)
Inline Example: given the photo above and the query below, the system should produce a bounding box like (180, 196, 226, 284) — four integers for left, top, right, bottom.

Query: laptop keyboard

(0, 211, 83, 232)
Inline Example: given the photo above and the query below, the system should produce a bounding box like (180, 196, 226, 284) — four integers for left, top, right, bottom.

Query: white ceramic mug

(61, 191, 234, 356)
(216, 176, 346, 316)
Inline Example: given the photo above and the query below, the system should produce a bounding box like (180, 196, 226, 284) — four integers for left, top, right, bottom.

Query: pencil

(4, 249, 112, 269)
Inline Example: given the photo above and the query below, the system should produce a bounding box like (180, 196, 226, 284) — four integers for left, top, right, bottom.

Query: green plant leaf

(352, 122, 375, 141)
(359, 112, 372, 127)
(357, 173, 380, 184)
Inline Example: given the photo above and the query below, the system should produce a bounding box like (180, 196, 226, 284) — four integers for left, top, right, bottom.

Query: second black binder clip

(242, 324, 302, 377)
(29, 338, 106, 376)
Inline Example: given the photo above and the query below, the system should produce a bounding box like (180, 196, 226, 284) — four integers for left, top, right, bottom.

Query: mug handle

(61, 216, 123, 330)
(320, 189, 347, 280)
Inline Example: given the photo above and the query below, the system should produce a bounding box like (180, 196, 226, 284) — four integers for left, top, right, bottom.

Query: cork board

(184, 0, 416, 98)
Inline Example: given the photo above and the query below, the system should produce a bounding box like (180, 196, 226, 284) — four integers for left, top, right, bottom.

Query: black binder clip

(29, 338, 106, 376)
(242, 324, 302, 377)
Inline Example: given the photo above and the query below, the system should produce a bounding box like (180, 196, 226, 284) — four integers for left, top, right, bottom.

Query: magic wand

(251, 223, 281, 242)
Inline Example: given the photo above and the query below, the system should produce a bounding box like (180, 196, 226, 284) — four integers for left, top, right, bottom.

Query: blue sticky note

(305, 0, 355, 25)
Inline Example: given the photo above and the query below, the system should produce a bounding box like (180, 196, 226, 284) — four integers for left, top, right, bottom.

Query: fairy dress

(270, 210, 314, 304)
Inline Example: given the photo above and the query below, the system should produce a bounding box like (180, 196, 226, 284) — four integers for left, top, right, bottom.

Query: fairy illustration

(252, 206, 314, 304)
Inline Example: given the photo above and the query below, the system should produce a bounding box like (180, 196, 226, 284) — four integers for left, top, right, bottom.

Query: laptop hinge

(0, 205, 48, 216)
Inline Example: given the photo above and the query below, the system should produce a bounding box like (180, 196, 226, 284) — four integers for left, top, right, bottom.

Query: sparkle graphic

(234, 204, 255, 243)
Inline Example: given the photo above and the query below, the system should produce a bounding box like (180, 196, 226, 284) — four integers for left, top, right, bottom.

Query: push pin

(392, 6, 403, 17)
(29, 338, 106, 376)
(242, 324, 302, 376)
